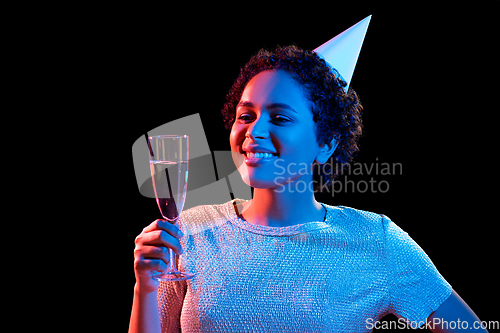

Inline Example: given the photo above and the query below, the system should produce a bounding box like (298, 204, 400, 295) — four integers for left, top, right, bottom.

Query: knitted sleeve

(382, 215, 452, 325)
(157, 280, 187, 333)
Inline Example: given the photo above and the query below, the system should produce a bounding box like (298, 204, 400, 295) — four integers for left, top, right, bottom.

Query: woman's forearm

(129, 284, 161, 333)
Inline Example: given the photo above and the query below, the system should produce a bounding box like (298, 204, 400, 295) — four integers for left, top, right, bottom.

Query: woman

(130, 46, 485, 332)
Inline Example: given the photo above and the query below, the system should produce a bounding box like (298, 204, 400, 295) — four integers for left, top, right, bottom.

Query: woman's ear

(315, 135, 340, 164)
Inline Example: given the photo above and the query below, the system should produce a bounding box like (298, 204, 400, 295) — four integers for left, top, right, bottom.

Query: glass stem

(167, 248, 178, 273)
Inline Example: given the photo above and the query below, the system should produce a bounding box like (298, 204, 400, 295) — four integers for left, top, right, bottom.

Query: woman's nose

(246, 117, 269, 140)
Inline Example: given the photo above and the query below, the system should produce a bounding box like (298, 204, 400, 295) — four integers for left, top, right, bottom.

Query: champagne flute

(148, 135, 194, 281)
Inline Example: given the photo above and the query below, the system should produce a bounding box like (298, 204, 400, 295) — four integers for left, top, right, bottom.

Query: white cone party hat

(314, 15, 371, 90)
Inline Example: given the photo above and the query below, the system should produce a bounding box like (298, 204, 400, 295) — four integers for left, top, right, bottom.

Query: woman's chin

(237, 166, 280, 189)
(240, 173, 276, 189)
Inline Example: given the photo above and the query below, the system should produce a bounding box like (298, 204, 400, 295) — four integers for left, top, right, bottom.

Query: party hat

(314, 15, 371, 90)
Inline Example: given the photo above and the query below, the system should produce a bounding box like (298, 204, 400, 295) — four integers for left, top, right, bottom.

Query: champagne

(150, 161, 188, 221)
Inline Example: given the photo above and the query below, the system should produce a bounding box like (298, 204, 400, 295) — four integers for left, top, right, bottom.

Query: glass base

(153, 271, 194, 282)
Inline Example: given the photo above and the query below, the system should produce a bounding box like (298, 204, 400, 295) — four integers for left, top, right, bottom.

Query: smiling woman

(130, 44, 485, 333)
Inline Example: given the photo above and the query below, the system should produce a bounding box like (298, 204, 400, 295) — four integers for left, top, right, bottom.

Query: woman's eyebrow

(266, 103, 297, 113)
(236, 101, 254, 109)
(236, 101, 297, 113)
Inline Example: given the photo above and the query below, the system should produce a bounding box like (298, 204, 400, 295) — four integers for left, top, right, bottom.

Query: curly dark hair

(221, 45, 363, 186)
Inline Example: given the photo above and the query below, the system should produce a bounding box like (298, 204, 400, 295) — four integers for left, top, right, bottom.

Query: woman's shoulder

(325, 203, 386, 223)
(322, 203, 391, 234)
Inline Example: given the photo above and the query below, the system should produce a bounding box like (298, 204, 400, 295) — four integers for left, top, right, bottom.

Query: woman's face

(229, 69, 323, 189)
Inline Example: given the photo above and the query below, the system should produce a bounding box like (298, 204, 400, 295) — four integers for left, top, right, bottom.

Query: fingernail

(177, 229, 184, 237)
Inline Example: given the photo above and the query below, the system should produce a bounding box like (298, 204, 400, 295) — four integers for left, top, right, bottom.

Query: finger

(135, 258, 167, 274)
(137, 245, 170, 262)
(139, 230, 184, 256)
(143, 219, 184, 239)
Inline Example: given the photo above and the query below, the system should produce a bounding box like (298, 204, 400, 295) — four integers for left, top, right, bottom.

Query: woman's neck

(239, 184, 325, 228)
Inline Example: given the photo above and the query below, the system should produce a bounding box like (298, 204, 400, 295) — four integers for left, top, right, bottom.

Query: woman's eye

(237, 114, 254, 122)
(272, 115, 292, 124)
(237, 113, 291, 124)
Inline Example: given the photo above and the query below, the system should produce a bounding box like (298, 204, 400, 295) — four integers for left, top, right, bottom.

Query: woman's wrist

(134, 282, 158, 298)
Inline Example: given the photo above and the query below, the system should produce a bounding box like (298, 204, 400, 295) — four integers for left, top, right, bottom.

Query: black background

(83, 4, 498, 331)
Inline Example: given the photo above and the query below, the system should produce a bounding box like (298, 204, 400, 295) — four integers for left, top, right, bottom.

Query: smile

(243, 151, 278, 166)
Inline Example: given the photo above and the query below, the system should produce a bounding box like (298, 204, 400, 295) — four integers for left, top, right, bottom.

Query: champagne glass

(148, 135, 194, 281)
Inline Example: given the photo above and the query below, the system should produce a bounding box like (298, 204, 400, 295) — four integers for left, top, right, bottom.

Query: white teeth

(246, 152, 275, 158)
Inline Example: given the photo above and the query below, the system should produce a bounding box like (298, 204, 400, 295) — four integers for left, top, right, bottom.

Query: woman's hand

(133, 219, 184, 294)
